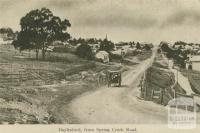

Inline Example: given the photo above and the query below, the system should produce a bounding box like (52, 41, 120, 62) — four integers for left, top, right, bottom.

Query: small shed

(190, 56, 200, 71)
(95, 51, 109, 63)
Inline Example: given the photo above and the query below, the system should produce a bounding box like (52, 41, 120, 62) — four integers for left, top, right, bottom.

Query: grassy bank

(0, 44, 129, 124)
(141, 53, 185, 105)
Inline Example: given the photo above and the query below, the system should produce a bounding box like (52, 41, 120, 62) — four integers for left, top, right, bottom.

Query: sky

(1, 0, 200, 44)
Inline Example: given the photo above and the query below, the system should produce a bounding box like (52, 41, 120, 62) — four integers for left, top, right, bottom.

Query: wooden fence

(0, 63, 63, 86)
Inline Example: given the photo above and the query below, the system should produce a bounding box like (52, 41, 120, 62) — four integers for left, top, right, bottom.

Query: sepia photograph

(0, 0, 200, 132)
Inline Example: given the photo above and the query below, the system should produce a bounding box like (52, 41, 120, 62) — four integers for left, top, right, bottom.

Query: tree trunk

(42, 44, 46, 60)
(42, 50, 46, 60)
(36, 49, 39, 60)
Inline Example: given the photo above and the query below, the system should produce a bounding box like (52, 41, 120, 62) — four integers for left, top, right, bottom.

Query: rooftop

(190, 56, 200, 62)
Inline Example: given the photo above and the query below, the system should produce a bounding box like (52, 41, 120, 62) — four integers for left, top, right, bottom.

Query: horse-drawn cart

(107, 70, 122, 87)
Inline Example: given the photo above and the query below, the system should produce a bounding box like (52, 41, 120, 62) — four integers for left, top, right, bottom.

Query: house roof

(88, 43, 99, 46)
(111, 50, 121, 55)
(96, 51, 109, 56)
(190, 56, 200, 62)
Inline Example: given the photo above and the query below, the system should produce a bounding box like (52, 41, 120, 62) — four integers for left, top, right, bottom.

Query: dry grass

(0, 44, 122, 124)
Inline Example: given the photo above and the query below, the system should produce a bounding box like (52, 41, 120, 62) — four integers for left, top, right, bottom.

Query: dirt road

(69, 51, 169, 124)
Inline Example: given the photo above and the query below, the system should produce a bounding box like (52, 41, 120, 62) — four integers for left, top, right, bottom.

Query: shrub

(109, 53, 122, 61)
(143, 44, 151, 50)
(76, 44, 93, 60)
(53, 46, 75, 53)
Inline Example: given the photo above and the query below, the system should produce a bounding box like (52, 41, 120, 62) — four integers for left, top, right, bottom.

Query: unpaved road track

(68, 51, 169, 124)
(68, 50, 200, 124)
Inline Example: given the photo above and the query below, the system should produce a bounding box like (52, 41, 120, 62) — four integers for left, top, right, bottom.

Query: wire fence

(0, 63, 64, 87)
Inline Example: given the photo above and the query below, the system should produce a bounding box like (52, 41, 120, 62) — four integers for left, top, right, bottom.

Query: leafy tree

(160, 42, 174, 58)
(143, 44, 151, 50)
(136, 42, 141, 49)
(174, 41, 187, 46)
(99, 38, 114, 52)
(13, 30, 41, 58)
(160, 42, 170, 52)
(0, 27, 15, 40)
(0, 27, 13, 35)
(14, 7, 71, 60)
(129, 41, 135, 48)
(160, 41, 187, 68)
(76, 44, 93, 60)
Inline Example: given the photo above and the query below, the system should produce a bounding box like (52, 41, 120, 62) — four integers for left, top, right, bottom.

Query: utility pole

(174, 89, 176, 99)
(177, 69, 178, 83)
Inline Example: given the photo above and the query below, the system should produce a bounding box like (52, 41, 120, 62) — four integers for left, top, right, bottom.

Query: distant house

(111, 49, 121, 55)
(139, 42, 148, 48)
(47, 46, 54, 52)
(185, 60, 192, 70)
(174, 44, 182, 49)
(193, 44, 199, 49)
(0, 37, 12, 44)
(52, 41, 64, 46)
(0, 33, 8, 41)
(168, 59, 174, 68)
(115, 46, 122, 50)
(189, 56, 200, 71)
(185, 45, 193, 50)
(75, 43, 81, 48)
(95, 51, 109, 63)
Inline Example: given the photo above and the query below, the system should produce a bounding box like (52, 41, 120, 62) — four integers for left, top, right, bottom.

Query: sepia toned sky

(1, 0, 200, 44)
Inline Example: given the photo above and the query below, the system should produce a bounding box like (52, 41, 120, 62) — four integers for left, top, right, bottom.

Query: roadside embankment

(140, 53, 186, 105)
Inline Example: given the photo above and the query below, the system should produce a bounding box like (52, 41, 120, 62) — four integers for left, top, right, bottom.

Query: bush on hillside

(76, 44, 93, 60)
(109, 53, 122, 61)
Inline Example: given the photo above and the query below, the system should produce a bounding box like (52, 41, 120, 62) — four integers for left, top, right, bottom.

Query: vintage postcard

(0, 0, 200, 132)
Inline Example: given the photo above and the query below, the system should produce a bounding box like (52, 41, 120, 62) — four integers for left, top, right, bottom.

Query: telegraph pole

(177, 69, 178, 83)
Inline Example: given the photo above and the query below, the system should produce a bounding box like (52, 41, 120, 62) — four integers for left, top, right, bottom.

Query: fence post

(151, 89, 154, 100)
(98, 76, 100, 87)
(160, 88, 163, 104)
(143, 72, 147, 99)
(174, 89, 176, 99)
(144, 85, 147, 100)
